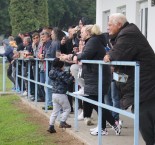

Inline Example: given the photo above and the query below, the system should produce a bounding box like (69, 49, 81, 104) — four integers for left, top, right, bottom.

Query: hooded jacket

(0, 39, 14, 62)
(49, 67, 74, 94)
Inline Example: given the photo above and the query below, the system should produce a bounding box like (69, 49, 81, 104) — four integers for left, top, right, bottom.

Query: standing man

(104, 13, 155, 145)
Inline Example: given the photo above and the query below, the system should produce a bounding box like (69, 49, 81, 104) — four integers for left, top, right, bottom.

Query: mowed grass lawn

(0, 62, 12, 92)
(0, 95, 56, 145)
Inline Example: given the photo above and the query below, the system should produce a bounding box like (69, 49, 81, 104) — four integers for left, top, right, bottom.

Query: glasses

(33, 36, 39, 40)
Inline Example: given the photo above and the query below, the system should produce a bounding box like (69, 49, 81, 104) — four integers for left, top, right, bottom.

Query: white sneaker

(90, 128, 108, 136)
(78, 109, 82, 115)
(23, 91, 27, 96)
(112, 124, 121, 135)
(78, 111, 84, 120)
(84, 117, 94, 126)
(115, 120, 123, 129)
(73, 87, 84, 95)
(90, 126, 98, 132)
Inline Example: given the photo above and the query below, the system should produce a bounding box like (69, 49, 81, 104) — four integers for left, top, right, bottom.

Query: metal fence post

(21, 60, 24, 94)
(74, 79, 79, 131)
(15, 60, 19, 92)
(28, 60, 30, 99)
(2, 57, 6, 92)
(134, 62, 140, 145)
(98, 64, 103, 145)
(35, 60, 38, 106)
(45, 60, 49, 112)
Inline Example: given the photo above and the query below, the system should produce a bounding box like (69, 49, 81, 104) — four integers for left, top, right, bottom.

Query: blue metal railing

(1, 58, 140, 145)
(0, 57, 6, 92)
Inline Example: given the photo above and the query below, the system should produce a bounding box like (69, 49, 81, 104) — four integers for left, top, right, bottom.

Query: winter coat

(108, 22, 155, 109)
(49, 67, 74, 94)
(0, 39, 14, 63)
(77, 34, 111, 96)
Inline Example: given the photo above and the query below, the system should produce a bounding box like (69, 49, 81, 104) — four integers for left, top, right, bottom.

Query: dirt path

(14, 99, 84, 145)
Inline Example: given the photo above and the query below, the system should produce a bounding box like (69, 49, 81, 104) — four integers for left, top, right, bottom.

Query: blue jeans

(104, 81, 120, 121)
(47, 77, 53, 106)
(40, 71, 45, 83)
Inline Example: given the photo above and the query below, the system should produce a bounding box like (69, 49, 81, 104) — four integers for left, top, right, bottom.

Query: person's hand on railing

(73, 55, 78, 64)
(11, 60, 14, 64)
(59, 54, 72, 61)
(38, 54, 44, 60)
(104, 54, 111, 62)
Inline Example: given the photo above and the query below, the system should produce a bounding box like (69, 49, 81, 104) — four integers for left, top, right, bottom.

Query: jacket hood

(95, 34, 107, 47)
(49, 68, 63, 80)
(2, 39, 9, 46)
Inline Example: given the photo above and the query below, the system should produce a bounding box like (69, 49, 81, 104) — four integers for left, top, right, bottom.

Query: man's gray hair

(109, 13, 127, 26)
(24, 37, 31, 44)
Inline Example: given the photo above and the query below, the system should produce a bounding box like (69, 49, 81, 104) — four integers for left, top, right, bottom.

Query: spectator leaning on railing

(104, 13, 155, 145)
(0, 39, 15, 89)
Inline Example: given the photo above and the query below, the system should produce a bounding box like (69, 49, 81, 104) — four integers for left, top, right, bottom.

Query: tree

(33, 0, 49, 29)
(0, 0, 11, 36)
(9, 0, 49, 36)
(48, 0, 96, 30)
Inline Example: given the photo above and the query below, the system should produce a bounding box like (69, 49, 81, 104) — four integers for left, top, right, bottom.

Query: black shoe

(59, 122, 71, 128)
(42, 106, 53, 110)
(37, 98, 45, 102)
(47, 125, 56, 133)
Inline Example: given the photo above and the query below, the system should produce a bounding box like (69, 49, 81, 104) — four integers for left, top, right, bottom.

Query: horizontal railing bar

(17, 75, 52, 88)
(68, 92, 135, 119)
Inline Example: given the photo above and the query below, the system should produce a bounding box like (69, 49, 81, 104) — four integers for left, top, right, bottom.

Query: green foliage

(33, 0, 49, 29)
(0, 0, 11, 36)
(9, 0, 49, 36)
(1, 0, 95, 35)
(48, 0, 96, 29)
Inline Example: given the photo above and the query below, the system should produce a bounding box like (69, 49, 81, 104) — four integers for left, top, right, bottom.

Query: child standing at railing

(47, 58, 74, 133)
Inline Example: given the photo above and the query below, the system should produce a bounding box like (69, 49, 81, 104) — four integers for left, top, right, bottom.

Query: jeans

(104, 80, 120, 121)
(40, 71, 45, 83)
(47, 77, 53, 106)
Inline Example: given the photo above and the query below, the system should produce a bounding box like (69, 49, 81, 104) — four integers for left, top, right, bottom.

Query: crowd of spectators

(1, 13, 155, 144)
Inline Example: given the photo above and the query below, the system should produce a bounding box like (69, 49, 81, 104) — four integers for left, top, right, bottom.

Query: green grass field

(0, 62, 13, 92)
(0, 95, 57, 145)
(0, 61, 57, 145)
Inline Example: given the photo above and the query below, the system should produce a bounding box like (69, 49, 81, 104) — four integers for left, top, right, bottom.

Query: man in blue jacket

(0, 39, 15, 88)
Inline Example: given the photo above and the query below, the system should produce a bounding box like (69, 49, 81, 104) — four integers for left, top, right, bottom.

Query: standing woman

(75, 24, 121, 135)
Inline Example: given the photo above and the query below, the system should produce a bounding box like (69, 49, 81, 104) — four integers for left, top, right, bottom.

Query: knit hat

(53, 58, 64, 68)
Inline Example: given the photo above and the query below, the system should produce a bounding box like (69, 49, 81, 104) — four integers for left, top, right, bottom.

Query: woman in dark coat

(77, 24, 121, 135)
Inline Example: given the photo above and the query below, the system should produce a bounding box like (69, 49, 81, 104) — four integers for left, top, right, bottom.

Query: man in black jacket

(104, 13, 155, 145)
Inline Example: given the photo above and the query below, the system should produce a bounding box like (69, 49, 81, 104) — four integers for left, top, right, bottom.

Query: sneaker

(112, 124, 121, 135)
(47, 125, 56, 133)
(11, 87, 16, 91)
(59, 122, 71, 128)
(115, 120, 123, 129)
(84, 117, 94, 126)
(23, 91, 27, 96)
(73, 87, 84, 95)
(90, 128, 108, 136)
(78, 109, 82, 115)
(42, 106, 53, 110)
(78, 110, 84, 120)
(16, 88, 21, 93)
(90, 126, 98, 132)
